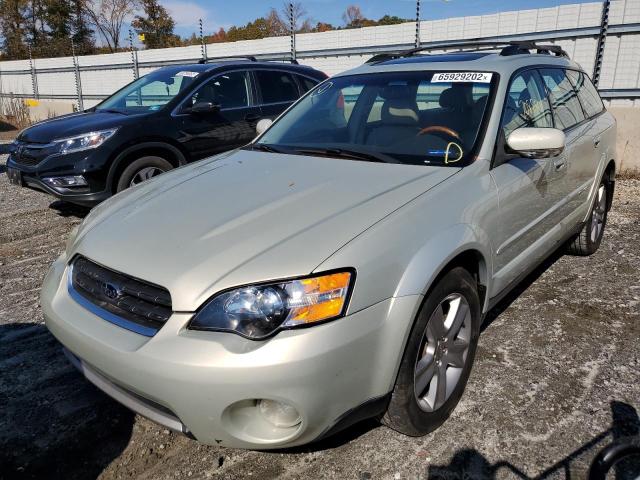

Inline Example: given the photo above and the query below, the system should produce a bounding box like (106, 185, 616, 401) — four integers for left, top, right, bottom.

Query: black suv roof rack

(197, 56, 300, 65)
(365, 40, 569, 64)
(198, 55, 258, 64)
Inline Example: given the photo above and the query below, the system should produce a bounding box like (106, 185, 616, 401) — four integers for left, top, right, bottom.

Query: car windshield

(256, 71, 496, 166)
(96, 68, 201, 113)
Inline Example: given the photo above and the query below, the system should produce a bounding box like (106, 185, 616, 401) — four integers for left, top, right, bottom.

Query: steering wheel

(417, 125, 464, 164)
(417, 125, 462, 141)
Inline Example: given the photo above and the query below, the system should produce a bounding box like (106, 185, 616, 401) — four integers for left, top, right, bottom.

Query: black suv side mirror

(190, 101, 221, 114)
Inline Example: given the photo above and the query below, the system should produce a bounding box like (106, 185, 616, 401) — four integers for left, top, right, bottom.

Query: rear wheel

(383, 267, 480, 436)
(116, 156, 173, 192)
(566, 177, 610, 256)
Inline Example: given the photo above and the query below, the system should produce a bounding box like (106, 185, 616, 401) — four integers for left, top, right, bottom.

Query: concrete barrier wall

(610, 107, 640, 173)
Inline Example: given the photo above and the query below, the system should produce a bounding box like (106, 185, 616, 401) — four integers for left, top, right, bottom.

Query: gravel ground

(0, 149, 639, 480)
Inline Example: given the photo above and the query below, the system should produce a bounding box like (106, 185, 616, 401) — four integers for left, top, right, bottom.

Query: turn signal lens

(286, 272, 351, 324)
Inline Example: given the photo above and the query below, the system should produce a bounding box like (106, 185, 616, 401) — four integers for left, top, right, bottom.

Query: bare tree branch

(84, 0, 138, 52)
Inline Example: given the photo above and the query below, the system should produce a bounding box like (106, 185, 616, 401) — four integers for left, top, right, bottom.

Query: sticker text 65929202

(432, 72, 492, 83)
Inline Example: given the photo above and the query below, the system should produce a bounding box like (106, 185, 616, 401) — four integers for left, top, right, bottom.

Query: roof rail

(198, 55, 258, 64)
(365, 40, 569, 64)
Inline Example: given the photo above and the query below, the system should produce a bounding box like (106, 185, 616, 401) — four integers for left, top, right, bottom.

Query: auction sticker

(175, 71, 199, 78)
(432, 72, 492, 83)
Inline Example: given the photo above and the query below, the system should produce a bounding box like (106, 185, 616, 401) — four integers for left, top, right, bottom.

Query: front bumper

(41, 254, 421, 449)
(6, 151, 112, 207)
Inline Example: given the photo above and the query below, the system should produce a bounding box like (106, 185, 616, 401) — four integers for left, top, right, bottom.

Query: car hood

(73, 150, 458, 311)
(18, 110, 140, 143)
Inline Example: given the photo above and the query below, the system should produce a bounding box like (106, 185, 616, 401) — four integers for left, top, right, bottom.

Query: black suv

(6, 60, 326, 206)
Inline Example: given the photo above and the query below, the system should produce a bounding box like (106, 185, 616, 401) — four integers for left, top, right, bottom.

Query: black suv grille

(70, 256, 172, 334)
(11, 141, 50, 167)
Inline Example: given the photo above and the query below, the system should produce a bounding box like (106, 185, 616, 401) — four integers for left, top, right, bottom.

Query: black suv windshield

(257, 71, 496, 166)
(96, 67, 201, 113)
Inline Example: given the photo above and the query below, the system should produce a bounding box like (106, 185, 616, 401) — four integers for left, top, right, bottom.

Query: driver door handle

(594, 138, 601, 148)
(245, 113, 261, 122)
(553, 158, 567, 170)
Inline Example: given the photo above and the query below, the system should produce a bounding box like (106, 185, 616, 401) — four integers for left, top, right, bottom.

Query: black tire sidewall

(116, 156, 173, 192)
(385, 267, 481, 436)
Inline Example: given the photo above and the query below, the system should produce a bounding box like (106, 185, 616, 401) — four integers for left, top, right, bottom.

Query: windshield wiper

(96, 108, 127, 115)
(245, 143, 287, 154)
(293, 147, 399, 164)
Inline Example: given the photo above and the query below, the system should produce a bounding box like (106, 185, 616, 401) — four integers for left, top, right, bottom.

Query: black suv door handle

(245, 113, 261, 122)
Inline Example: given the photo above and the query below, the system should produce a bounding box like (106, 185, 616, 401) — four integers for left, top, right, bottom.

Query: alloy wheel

(414, 293, 472, 412)
(130, 167, 165, 187)
(590, 184, 607, 243)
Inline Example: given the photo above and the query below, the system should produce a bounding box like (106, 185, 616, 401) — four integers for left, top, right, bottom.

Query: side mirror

(190, 101, 220, 114)
(256, 118, 273, 136)
(506, 127, 565, 159)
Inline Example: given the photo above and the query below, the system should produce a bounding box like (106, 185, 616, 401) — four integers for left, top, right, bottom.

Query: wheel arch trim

(106, 142, 188, 192)
(394, 223, 493, 313)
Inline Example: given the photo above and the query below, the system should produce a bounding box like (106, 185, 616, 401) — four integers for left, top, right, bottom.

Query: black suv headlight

(53, 128, 118, 154)
(188, 270, 354, 339)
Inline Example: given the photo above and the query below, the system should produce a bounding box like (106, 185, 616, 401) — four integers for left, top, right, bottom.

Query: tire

(115, 156, 173, 193)
(566, 176, 610, 256)
(383, 267, 481, 436)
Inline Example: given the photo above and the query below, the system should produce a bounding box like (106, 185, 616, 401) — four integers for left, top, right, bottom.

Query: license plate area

(7, 167, 23, 186)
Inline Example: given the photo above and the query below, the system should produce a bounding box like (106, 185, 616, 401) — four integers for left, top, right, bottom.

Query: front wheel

(116, 156, 173, 193)
(383, 267, 480, 436)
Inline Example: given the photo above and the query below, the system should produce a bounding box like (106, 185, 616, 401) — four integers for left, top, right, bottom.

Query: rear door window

(255, 70, 300, 104)
(539, 68, 586, 130)
(567, 70, 604, 119)
(501, 70, 553, 137)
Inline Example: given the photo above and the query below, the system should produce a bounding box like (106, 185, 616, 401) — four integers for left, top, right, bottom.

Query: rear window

(256, 70, 300, 104)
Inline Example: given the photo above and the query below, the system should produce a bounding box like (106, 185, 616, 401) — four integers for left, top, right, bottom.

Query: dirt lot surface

(0, 148, 639, 480)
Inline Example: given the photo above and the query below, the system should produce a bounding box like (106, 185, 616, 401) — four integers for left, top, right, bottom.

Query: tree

(132, 0, 180, 49)
(343, 4, 368, 28)
(0, 0, 29, 59)
(85, 0, 137, 52)
(377, 15, 410, 26)
(312, 21, 334, 33)
(70, 0, 95, 54)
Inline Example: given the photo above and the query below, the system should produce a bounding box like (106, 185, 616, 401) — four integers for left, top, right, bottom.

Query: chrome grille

(11, 141, 49, 167)
(70, 256, 172, 335)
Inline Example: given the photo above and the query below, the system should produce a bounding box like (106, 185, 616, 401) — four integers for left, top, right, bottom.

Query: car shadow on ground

(426, 401, 640, 479)
(0, 323, 134, 480)
(48, 200, 91, 219)
(480, 246, 565, 333)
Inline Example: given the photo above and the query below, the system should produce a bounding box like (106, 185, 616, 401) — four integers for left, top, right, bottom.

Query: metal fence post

(592, 0, 611, 87)
(199, 18, 208, 62)
(129, 30, 139, 80)
(415, 0, 421, 48)
(27, 44, 39, 99)
(71, 40, 84, 111)
(290, 3, 297, 62)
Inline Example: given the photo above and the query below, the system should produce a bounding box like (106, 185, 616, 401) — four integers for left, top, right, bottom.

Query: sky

(162, 0, 596, 38)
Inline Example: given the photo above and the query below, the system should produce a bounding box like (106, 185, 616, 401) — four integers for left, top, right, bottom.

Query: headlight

(53, 128, 118, 154)
(188, 270, 354, 339)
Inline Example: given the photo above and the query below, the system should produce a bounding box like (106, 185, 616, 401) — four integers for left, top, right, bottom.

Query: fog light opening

(43, 175, 88, 189)
(258, 399, 301, 428)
